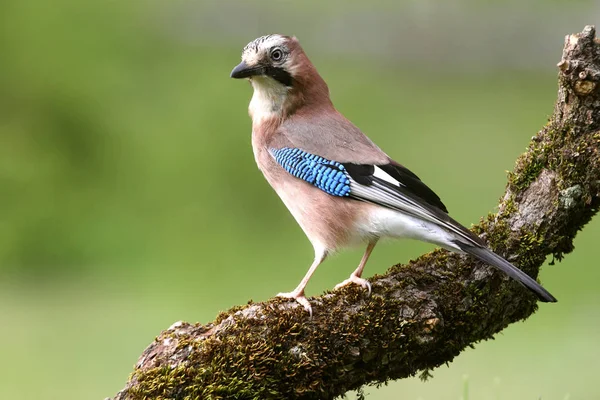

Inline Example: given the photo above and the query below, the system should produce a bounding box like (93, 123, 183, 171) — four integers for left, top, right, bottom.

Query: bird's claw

(277, 290, 313, 317)
(334, 274, 372, 296)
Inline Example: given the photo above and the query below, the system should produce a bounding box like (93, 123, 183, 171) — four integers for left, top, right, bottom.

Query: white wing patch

(373, 166, 402, 187)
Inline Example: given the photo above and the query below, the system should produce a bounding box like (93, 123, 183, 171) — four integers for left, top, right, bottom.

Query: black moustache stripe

(265, 66, 293, 87)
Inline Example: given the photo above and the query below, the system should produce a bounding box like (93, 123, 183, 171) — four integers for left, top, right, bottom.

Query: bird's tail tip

(457, 243, 557, 303)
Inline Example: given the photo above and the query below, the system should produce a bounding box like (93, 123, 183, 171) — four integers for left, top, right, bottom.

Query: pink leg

(277, 248, 327, 317)
(334, 240, 378, 295)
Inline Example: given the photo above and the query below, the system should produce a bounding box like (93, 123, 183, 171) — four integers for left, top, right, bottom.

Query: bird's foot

(334, 274, 372, 296)
(276, 290, 313, 317)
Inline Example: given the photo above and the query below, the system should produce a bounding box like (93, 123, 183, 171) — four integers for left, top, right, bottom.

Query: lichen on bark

(111, 26, 600, 400)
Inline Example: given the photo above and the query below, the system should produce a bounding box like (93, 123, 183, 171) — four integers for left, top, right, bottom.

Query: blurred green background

(1, 1, 599, 399)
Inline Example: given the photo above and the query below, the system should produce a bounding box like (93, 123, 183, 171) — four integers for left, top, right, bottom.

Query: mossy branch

(111, 26, 600, 400)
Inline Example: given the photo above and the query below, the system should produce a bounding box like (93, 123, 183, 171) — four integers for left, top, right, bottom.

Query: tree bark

(111, 26, 600, 400)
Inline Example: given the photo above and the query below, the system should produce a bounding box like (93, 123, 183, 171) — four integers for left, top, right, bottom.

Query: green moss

(473, 213, 511, 255)
(501, 195, 518, 216)
(506, 122, 557, 191)
(506, 123, 597, 193)
(214, 303, 248, 325)
(419, 369, 433, 381)
(515, 230, 547, 272)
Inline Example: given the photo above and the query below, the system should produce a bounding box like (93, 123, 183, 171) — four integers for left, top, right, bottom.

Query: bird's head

(230, 34, 296, 87)
(231, 34, 331, 122)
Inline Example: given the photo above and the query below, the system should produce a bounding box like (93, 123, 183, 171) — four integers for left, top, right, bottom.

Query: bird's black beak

(230, 61, 264, 79)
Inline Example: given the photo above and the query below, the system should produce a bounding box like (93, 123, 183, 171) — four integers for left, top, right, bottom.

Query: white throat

(249, 76, 289, 124)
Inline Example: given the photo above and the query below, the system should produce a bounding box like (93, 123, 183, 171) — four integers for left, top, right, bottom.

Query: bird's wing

(277, 111, 390, 165)
(269, 146, 484, 248)
(341, 162, 483, 246)
(374, 160, 448, 213)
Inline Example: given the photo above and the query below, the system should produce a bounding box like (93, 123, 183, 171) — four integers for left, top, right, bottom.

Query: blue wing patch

(271, 148, 351, 197)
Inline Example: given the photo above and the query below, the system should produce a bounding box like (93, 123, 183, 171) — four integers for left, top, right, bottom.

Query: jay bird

(230, 34, 556, 316)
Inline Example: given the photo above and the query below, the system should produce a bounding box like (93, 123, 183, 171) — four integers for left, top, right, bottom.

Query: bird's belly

(272, 178, 367, 252)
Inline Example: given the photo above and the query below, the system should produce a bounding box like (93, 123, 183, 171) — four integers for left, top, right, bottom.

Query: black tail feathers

(457, 243, 557, 303)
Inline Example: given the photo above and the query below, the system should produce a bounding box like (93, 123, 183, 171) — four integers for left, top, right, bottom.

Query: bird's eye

(270, 48, 284, 62)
